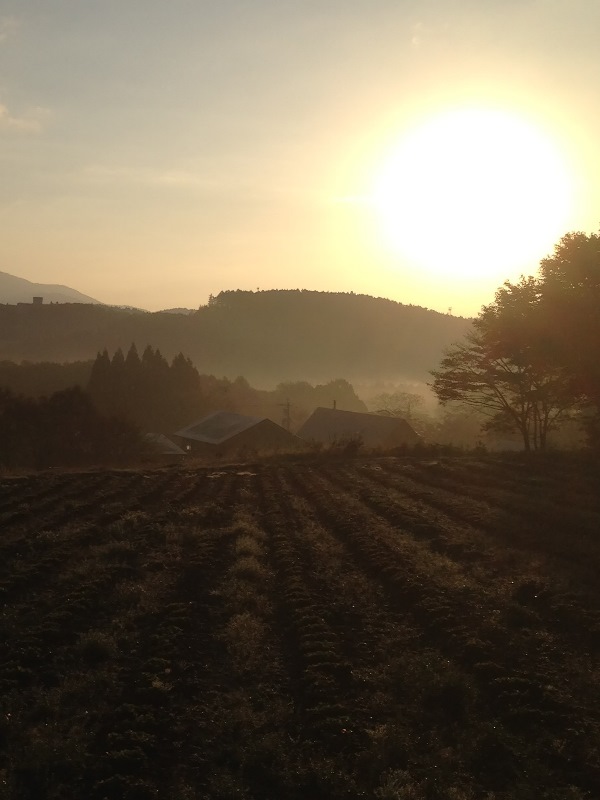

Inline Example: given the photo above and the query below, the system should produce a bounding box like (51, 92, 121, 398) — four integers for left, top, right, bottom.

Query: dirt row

(1, 457, 599, 799)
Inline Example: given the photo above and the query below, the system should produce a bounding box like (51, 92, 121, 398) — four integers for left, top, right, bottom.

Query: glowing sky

(1, 1, 599, 315)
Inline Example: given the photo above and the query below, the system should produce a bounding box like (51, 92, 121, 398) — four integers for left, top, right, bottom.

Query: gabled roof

(298, 406, 421, 447)
(145, 433, 187, 455)
(175, 411, 266, 445)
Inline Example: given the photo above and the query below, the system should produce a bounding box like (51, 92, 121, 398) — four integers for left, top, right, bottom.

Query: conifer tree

(170, 352, 204, 427)
(88, 349, 112, 412)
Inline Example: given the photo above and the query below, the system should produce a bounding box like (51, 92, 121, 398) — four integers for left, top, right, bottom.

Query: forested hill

(0, 290, 472, 385)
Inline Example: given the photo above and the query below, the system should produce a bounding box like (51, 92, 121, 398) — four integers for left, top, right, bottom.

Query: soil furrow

(287, 463, 600, 796)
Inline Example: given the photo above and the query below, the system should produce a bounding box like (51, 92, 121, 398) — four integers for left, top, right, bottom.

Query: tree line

(0, 387, 144, 470)
(88, 345, 202, 432)
(0, 345, 370, 469)
(88, 344, 367, 432)
(431, 231, 600, 451)
(0, 289, 470, 385)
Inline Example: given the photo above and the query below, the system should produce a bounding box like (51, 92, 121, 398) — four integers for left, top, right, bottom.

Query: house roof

(297, 406, 421, 447)
(145, 433, 187, 455)
(175, 411, 267, 445)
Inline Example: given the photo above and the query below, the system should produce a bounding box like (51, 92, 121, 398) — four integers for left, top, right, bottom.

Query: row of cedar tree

(0, 345, 367, 469)
(89, 345, 205, 433)
(88, 345, 367, 433)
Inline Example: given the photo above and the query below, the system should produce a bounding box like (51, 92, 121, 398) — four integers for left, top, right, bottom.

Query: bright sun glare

(369, 107, 575, 280)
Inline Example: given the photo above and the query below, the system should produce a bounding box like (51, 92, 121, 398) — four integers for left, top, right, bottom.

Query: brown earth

(1, 454, 599, 799)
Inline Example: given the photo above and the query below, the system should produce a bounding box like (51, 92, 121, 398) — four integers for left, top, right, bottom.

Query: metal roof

(175, 411, 266, 445)
(145, 433, 187, 455)
(297, 406, 421, 447)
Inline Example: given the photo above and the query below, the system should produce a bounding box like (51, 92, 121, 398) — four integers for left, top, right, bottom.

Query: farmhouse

(175, 411, 304, 456)
(298, 406, 421, 449)
(144, 433, 187, 462)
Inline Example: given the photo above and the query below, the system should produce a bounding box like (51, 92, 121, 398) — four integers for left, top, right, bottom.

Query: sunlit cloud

(410, 22, 425, 48)
(79, 164, 305, 201)
(0, 18, 46, 134)
(81, 164, 221, 189)
(0, 103, 48, 133)
(153, 169, 219, 188)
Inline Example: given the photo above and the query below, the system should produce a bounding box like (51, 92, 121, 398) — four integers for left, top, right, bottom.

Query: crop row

(2, 459, 600, 799)
(283, 464, 600, 796)
(342, 462, 600, 651)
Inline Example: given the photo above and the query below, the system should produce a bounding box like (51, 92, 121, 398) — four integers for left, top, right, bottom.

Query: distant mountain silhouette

(0, 289, 472, 385)
(0, 271, 101, 305)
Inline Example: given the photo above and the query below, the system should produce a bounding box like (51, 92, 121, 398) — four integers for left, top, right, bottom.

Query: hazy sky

(1, 1, 600, 314)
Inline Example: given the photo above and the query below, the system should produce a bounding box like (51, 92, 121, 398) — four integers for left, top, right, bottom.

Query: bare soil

(1, 454, 599, 799)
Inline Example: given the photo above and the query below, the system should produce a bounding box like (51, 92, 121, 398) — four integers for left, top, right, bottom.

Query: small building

(144, 433, 188, 462)
(298, 406, 421, 449)
(175, 411, 304, 457)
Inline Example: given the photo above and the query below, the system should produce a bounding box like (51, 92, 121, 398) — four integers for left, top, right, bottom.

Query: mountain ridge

(0, 288, 472, 386)
(0, 270, 101, 305)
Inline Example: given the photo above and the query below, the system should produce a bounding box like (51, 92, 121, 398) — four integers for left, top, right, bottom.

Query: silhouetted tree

(371, 391, 425, 420)
(87, 345, 208, 432)
(88, 349, 111, 409)
(0, 360, 92, 397)
(168, 352, 203, 428)
(125, 342, 141, 370)
(431, 277, 578, 451)
(0, 386, 145, 469)
(537, 231, 600, 442)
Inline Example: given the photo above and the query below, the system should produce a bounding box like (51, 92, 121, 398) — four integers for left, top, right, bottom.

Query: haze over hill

(0, 289, 472, 386)
(0, 271, 101, 306)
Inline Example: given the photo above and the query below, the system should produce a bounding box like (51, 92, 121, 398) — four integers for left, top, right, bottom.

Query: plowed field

(1, 456, 600, 799)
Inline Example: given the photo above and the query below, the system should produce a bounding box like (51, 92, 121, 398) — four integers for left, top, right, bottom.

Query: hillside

(0, 289, 472, 385)
(2, 454, 600, 798)
(0, 271, 101, 305)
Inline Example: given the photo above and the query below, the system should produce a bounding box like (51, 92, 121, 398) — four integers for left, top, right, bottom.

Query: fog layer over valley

(0, 290, 471, 387)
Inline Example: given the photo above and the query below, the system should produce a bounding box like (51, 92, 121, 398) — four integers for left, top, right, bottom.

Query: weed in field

(222, 612, 267, 671)
(174, 504, 205, 520)
(361, 723, 411, 778)
(230, 511, 267, 541)
(112, 580, 147, 610)
(375, 769, 426, 799)
(204, 768, 250, 799)
(216, 578, 272, 617)
(230, 555, 268, 582)
(94, 539, 138, 565)
(109, 510, 151, 534)
(198, 500, 230, 526)
(164, 524, 204, 558)
(78, 631, 117, 665)
(234, 534, 264, 558)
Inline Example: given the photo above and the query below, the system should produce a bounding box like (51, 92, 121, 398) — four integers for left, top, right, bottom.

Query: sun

(369, 107, 575, 281)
